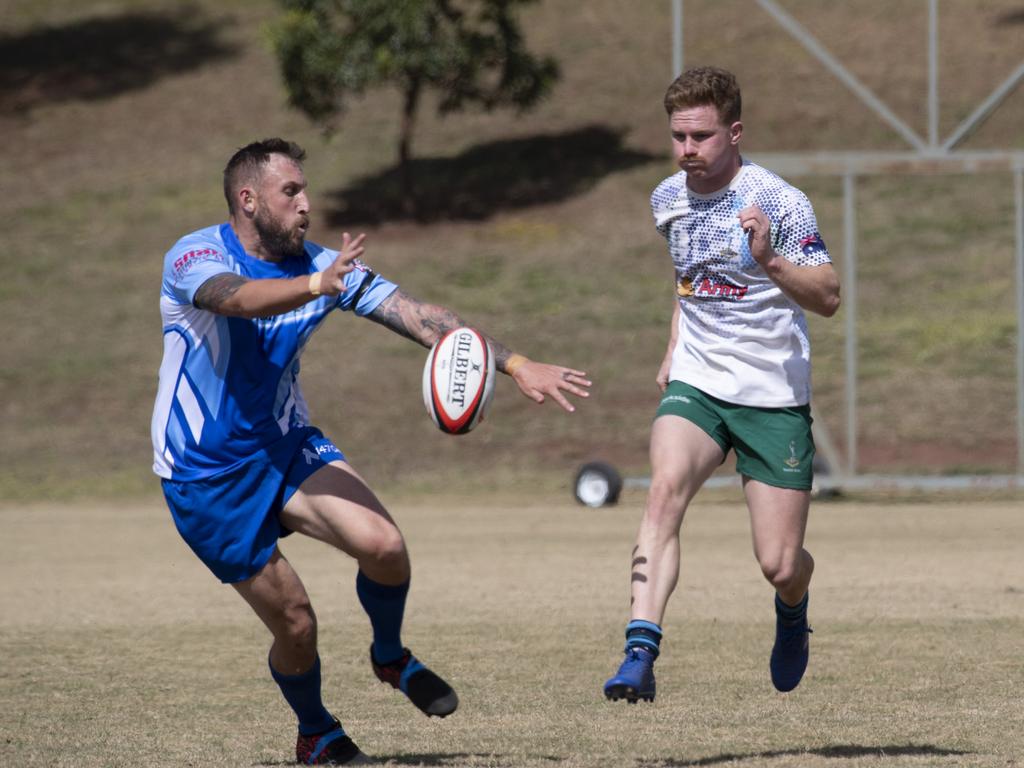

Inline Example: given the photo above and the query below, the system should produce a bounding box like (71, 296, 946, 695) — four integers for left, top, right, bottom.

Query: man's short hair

(223, 138, 307, 213)
(663, 66, 741, 124)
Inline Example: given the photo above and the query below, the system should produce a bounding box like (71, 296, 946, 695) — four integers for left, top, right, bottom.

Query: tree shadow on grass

(0, 5, 240, 114)
(323, 124, 662, 226)
(637, 743, 971, 766)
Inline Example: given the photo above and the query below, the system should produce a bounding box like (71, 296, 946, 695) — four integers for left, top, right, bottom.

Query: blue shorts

(162, 426, 346, 583)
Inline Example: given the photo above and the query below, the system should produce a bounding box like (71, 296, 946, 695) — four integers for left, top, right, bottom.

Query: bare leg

(233, 548, 317, 675)
(630, 416, 725, 624)
(744, 478, 814, 604)
(605, 416, 725, 703)
(282, 460, 409, 586)
(745, 477, 814, 692)
(282, 459, 456, 718)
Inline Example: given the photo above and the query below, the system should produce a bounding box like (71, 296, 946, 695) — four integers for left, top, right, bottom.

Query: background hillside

(2, 0, 1023, 501)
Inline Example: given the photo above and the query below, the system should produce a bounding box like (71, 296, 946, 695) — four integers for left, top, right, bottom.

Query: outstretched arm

(194, 233, 367, 318)
(367, 289, 591, 412)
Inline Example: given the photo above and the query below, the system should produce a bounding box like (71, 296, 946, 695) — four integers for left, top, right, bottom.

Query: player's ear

(240, 187, 256, 215)
(729, 121, 743, 145)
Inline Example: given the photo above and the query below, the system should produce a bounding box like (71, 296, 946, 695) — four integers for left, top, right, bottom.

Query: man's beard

(254, 208, 307, 260)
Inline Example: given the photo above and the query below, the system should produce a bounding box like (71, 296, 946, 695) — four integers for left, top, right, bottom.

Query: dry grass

(1, 491, 1022, 767)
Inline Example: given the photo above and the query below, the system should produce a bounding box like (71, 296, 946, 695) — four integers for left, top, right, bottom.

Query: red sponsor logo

(173, 248, 224, 276)
(694, 277, 748, 299)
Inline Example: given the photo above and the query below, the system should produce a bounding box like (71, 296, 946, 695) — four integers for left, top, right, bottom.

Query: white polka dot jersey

(651, 160, 831, 407)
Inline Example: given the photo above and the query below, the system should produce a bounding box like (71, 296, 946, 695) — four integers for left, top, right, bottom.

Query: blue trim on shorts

(162, 426, 346, 583)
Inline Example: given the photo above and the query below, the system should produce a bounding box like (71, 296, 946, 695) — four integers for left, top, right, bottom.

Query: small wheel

(573, 461, 623, 508)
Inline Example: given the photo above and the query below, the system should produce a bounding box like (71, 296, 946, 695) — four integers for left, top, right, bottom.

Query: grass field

(2, 4, 1023, 763)
(2, 491, 1022, 767)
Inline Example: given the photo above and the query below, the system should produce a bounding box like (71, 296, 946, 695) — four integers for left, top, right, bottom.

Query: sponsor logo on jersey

(173, 247, 226, 278)
(680, 276, 749, 300)
(303, 440, 342, 464)
(719, 246, 740, 260)
(316, 441, 339, 455)
(799, 233, 827, 258)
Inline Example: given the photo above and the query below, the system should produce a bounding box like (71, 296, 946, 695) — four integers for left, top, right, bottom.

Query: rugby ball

(422, 327, 496, 434)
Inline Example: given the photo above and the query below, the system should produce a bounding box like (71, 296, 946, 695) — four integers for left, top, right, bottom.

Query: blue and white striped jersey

(151, 223, 397, 480)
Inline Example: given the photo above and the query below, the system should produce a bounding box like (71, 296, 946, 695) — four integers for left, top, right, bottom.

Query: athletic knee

(360, 525, 409, 576)
(758, 551, 809, 591)
(643, 477, 687, 529)
(279, 599, 317, 650)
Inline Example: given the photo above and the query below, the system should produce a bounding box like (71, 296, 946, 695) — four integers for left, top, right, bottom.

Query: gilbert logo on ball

(422, 327, 496, 434)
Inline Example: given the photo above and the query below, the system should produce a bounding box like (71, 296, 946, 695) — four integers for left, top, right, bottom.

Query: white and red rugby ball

(422, 327, 496, 434)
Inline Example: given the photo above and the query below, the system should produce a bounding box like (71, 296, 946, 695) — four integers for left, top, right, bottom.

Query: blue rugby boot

(370, 646, 458, 718)
(603, 647, 656, 703)
(770, 593, 812, 692)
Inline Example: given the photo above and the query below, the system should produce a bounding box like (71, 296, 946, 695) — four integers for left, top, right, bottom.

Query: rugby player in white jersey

(602, 67, 840, 703)
(151, 139, 590, 765)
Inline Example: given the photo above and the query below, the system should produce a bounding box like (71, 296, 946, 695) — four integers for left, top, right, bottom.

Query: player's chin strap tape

(346, 269, 377, 310)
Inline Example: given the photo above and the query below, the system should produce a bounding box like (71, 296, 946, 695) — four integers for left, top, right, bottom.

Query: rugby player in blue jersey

(601, 68, 840, 704)
(151, 138, 590, 765)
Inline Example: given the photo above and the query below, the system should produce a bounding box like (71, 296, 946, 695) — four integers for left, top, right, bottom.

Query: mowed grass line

(1, 495, 1022, 767)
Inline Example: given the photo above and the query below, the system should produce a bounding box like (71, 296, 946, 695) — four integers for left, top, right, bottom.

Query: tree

(269, 0, 560, 215)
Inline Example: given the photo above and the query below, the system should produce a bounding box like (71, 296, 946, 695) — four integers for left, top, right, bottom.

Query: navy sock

(625, 619, 663, 658)
(775, 592, 809, 625)
(269, 654, 335, 736)
(356, 570, 409, 665)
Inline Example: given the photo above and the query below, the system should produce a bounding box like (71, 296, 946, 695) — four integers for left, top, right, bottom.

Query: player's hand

(511, 360, 591, 413)
(656, 355, 671, 392)
(320, 232, 367, 296)
(738, 205, 778, 268)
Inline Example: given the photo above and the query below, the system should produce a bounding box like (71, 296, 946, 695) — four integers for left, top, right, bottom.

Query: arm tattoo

(367, 289, 462, 347)
(367, 290, 514, 366)
(193, 273, 247, 313)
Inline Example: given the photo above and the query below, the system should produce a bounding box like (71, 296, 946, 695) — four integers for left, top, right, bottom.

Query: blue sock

(625, 619, 663, 658)
(269, 654, 336, 736)
(356, 570, 409, 665)
(775, 592, 809, 625)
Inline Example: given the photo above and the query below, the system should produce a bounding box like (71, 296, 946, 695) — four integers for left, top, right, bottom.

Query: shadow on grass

(638, 743, 971, 766)
(256, 752, 563, 766)
(997, 9, 1024, 24)
(381, 753, 562, 765)
(323, 124, 661, 225)
(0, 5, 240, 114)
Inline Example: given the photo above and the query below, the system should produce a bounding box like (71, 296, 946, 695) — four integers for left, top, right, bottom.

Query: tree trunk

(399, 77, 421, 218)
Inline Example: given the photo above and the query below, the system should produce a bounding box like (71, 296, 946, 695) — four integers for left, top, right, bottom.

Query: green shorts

(655, 381, 815, 490)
